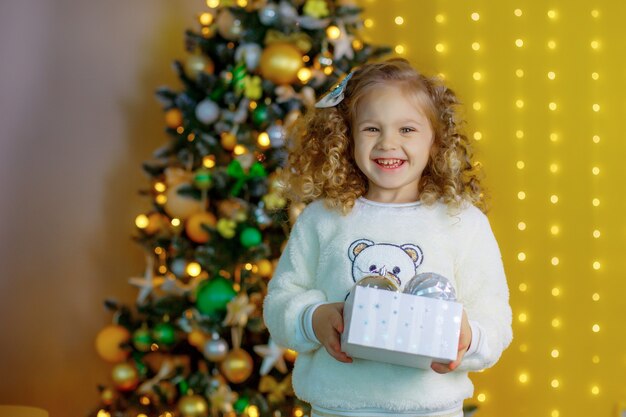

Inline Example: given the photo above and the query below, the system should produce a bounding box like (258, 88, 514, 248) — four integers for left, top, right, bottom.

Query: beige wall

(0, 1, 198, 414)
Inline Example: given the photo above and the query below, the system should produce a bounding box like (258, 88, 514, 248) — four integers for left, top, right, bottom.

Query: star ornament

(253, 338, 288, 375)
(223, 293, 256, 327)
(129, 254, 165, 304)
(329, 22, 354, 60)
(209, 384, 238, 415)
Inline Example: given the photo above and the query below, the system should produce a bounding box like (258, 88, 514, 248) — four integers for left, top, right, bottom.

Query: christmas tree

(91, 1, 389, 416)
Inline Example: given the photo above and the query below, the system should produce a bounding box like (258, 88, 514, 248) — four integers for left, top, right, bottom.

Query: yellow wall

(357, 1, 626, 416)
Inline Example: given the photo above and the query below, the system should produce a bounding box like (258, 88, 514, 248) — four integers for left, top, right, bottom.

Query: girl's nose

(376, 133, 398, 150)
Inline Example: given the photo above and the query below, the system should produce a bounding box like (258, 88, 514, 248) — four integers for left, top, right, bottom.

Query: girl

(263, 59, 512, 417)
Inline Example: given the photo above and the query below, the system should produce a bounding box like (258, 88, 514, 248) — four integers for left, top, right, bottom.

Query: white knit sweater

(263, 197, 512, 413)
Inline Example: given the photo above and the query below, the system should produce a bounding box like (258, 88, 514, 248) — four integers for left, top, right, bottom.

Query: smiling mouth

(374, 158, 405, 168)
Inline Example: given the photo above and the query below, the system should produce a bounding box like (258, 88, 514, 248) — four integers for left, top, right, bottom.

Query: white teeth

(376, 159, 402, 167)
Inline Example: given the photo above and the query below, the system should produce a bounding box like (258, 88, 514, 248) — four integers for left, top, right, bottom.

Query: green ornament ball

(234, 395, 250, 414)
(240, 227, 262, 248)
(152, 322, 176, 347)
(132, 327, 153, 352)
(193, 169, 212, 190)
(252, 103, 269, 127)
(196, 277, 237, 317)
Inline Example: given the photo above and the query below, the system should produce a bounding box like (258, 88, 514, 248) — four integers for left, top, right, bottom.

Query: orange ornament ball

(95, 325, 131, 363)
(165, 108, 183, 129)
(260, 43, 304, 85)
(111, 362, 139, 392)
(185, 212, 217, 243)
(144, 212, 169, 236)
(220, 132, 237, 151)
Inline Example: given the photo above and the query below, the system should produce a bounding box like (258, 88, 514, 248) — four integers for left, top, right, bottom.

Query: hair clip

(314, 71, 353, 108)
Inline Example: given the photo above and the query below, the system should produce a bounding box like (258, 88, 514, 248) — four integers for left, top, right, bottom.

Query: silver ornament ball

(203, 335, 229, 361)
(258, 4, 279, 25)
(195, 99, 220, 125)
(235, 43, 262, 71)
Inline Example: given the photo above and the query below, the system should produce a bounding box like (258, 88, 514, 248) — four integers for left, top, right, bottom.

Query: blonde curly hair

(281, 58, 487, 214)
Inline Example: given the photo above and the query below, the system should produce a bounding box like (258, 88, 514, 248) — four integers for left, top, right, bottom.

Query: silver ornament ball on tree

(203, 333, 229, 361)
(235, 43, 262, 71)
(195, 99, 220, 125)
(258, 3, 279, 25)
(266, 123, 285, 148)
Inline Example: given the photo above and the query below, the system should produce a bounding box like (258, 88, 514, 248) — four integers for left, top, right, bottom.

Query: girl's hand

(431, 309, 472, 374)
(312, 302, 353, 363)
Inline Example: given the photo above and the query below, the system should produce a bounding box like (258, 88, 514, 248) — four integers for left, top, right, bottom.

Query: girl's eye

(364, 127, 379, 132)
(400, 127, 416, 134)
(369, 265, 377, 272)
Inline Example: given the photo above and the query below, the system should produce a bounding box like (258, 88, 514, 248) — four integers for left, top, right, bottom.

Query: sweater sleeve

(455, 210, 513, 372)
(263, 207, 326, 353)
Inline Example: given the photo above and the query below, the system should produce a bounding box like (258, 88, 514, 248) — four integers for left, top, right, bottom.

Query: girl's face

(352, 84, 434, 203)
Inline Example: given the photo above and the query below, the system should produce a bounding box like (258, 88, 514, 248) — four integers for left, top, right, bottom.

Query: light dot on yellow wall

(551, 257, 559, 266)
(592, 293, 600, 301)
(516, 130, 524, 138)
(517, 221, 526, 230)
(518, 312, 527, 322)
(592, 103, 600, 112)
(550, 133, 559, 142)
(592, 198, 600, 207)
(592, 355, 600, 363)
(394, 16, 404, 25)
(515, 69, 524, 78)
(592, 229, 601, 238)
(517, 191, 526, 200)
(592, 166, 600, 175)
(395, 45, 405, 54)
(551, 379, 560, 388)
(518, 373, 529, 383)
(473, 101, 482, 111)
(477, 393, 486, 402)
(435, 14, 445, 23)
(547, 71, 556, 80)
(473, 131, 482, 140)
(435, 43, 445, 53)
(592, 261, 601, 270)
(550, 163, 559, 173)
(550, 195, 559, 204)
(473, 72, 482, 80)
(591, 385, 600, 395)
(519, 283, 527, 292)
(364, 18, 374, 28)
(552, 318, 561, 328)
(519, 343, 528, 352)
(547, 10, 557, 19)
(516, 160, 525, 169)
(515, 99, 524, 108)
(591, 9, 600, 18)
(591, 72, 600, 80)
(515, 39, 524, 47)
(548, 102, 558, 111)
(471, 12, 480, 21)
(550, 225, 559, 235)
(517, 252, 526, 261)
(514, 8, 523, 17)
(592, 324, 600, 332)
(592, 135, 601, 143)
(551, 287, 560, 296)
(551, 410, 560, 417)
(591, 40, 600, 49)
(471, 42, 481, 51)
(551, 349, 560, 358)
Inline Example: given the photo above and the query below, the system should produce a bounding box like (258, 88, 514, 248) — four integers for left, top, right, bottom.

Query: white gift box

(341, 285, 463, 369)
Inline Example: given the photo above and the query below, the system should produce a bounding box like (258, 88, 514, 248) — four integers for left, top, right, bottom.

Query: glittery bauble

(95, 325, 131, 363)
(256, 259, 273, 278)
(132, 326, 153, 352)
(164, 183, 204, 219)
(355, 275, 400, 292)
(152, 322, 177, 347)
(235, 43, 262, 71)
(259, 43, 304, 85)
(266, 123, 285, 148)
(178, 394, 209, 417)
(221, 132, 237, 151)
(258, 3, 279, 25)
(203, 333, 229, 361)
(403, 272, 457, 301)
(220, 348, 254, 383)
(111, 363, 139, 391)
(195, 99, 221, 125)
(185, 211, 217, 244)
(216, 9, 243, 40)
(185, 54, 215, 79)
(240, 227, 262, 248)
(196, 277, 237, 317)
(164, 108, 183, 128)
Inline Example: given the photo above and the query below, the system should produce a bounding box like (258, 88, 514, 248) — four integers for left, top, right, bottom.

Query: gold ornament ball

(188, 329, 207, 348)
(111, 363, 139, 391)
(165, 108, 183, 129)
(144, 212, 169, 236)
(260, 43, 304, 85)
(257, 259, 273, 278)
(185, 212, 217, 243)
(185, 54, 215, 79)
(164, 183, 204, 220)
(95, 325, 131, 363)
(220, 348, 254, 383)
(178, 394, 209, 417)
(221, 132, 237, 151)
(101, 387, 115, 405)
